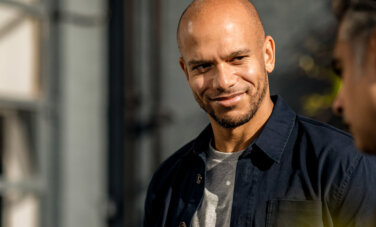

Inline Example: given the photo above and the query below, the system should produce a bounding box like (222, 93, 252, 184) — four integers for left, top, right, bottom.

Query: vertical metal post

(0, 116, 3, 227)
(150, 0, 163, 171)
(39, 0, 61, 226)
(123, 0, 138, 226)
(108, 0, 125, 227)
(108, 0, 164, 225)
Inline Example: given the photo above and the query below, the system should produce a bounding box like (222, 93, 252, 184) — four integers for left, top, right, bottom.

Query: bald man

(332, 0, 376, 154)
(144, 1, 376, 226)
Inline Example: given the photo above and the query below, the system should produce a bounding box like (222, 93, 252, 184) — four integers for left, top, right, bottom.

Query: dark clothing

(144, 95, 376, 227)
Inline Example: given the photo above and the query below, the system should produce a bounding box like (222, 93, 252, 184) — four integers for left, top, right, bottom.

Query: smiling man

(332, 0, 376, 154)
(144, 0, 376, 226)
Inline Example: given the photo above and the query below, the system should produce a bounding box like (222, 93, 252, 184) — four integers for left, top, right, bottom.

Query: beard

(194, 74, 268, 129)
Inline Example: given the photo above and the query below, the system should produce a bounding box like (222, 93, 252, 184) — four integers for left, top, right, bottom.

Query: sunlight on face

(332, 21, 376, 153)
(179, 9, 271, 128)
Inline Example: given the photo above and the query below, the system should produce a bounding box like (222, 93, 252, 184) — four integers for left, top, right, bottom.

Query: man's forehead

(177, 0, 264, 48)
(182, 18, 241, 39)
(180, 19, 248, 47)
(187, 21, 194, 34)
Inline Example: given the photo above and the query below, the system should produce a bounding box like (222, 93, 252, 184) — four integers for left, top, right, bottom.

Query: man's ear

(264, 36, 275, 74)
(179, 57, 190, 81)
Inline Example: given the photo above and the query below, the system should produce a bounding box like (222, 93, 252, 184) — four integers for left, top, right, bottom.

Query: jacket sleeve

(144, 169, 161, 227)
(143, 158, 176, 227)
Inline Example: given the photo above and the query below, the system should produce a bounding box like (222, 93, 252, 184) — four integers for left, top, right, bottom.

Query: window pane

(3, 193, 39, 227)
(0, 5, 40, 100)
(3, 0, 40, 5)
(2, 111, 35, 180)
(0, 111, 39, 227)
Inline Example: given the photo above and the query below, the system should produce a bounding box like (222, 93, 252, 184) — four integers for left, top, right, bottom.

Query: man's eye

(193, 63, 211, 72)
(230, 56, 246, 63)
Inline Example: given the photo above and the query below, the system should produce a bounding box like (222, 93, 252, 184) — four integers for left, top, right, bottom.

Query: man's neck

(210, 97, 274, 153)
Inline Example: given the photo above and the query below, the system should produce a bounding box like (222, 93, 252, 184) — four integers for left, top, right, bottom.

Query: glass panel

(2, 111, 35, 179)
(0, 111, 39, 227)
(3, 192, 39, 227)
(4, 0, 39, 5)
(0, 5, 40, 100)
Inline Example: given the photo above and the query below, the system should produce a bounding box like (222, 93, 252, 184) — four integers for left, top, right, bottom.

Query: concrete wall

(59, 0, 107, 226)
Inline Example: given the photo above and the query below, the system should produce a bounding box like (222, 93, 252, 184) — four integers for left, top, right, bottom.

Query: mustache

(206, 88, 248, 100)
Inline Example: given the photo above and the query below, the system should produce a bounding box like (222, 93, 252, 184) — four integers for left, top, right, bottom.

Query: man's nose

(212, 63, 236, 90)
(332, 88, 344, 116)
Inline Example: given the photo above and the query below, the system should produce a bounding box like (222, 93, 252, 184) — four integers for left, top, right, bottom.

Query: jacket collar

(253, 95, 296, 163)
(192, 95, 296, 163)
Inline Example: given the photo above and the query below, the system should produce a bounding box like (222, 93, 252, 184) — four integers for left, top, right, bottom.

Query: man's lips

(210, 92, 244, 107)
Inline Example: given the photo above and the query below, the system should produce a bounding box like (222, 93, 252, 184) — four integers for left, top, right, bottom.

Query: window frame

(0, 1, 61, 227)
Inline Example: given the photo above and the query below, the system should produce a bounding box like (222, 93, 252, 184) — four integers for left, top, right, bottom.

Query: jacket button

(196, 174, 203, 184)
(179, 221, 187, 227)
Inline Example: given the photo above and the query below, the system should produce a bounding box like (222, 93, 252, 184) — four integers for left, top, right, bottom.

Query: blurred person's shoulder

(296, 114, 354, 149)
(295, 114, 363, 165)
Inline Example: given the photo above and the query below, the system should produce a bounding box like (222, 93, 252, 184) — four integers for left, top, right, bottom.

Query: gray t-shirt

(191, 142, 244, 227)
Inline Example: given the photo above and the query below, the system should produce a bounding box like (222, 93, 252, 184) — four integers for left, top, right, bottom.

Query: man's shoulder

(157, 139, 196, 174)
(144, 138, 199, 223)
(147, 125, 211, 197)
(147, 139, 196, 191)
(296, 114, 354, 147)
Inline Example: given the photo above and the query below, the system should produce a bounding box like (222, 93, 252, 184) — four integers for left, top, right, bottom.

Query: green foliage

(302, 69, 341, 117)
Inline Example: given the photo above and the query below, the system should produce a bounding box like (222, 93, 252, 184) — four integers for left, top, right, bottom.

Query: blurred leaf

(302, 70, 341, 117)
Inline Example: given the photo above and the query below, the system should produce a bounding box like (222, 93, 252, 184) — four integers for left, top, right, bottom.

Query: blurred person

(144, 0, 376, 226)
(332, 0, 376, 154)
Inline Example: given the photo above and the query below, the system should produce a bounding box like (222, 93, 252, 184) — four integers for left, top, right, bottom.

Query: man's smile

(209, 92, 245, 107)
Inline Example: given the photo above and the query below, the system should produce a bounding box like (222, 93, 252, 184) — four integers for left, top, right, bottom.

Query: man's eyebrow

(227, 49, 251, 59)
(187, 49, 252, 67)
(188, 59, 212, 67)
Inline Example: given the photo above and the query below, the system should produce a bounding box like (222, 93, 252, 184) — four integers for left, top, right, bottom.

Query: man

(332, 0, 376, 154)
(144, 0, 376, 226)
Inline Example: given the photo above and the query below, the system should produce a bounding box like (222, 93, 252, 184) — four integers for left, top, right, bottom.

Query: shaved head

(176, 0, 275, 130)
(177, 0, 265, 53)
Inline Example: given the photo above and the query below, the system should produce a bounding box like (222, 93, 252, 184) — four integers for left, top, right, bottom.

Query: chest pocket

(266, 200, 323, 227)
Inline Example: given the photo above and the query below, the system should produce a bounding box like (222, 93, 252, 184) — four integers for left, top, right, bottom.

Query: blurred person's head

(177, 0, 275, 130)
(332, 0, 376, 153)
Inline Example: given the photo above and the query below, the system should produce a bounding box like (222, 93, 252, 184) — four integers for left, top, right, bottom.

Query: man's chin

(210, 114, 252, 129)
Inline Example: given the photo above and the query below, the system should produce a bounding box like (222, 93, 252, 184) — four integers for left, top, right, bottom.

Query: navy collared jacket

(144, 95, 376, 227)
